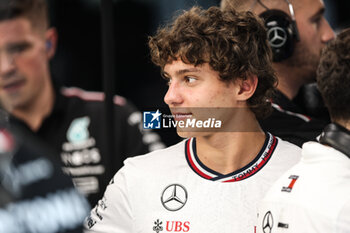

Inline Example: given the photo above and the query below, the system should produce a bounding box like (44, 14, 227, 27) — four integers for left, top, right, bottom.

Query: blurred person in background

(257, 28, 350, 233)
(0, 114, 89, 232)
(0, 0, 164, 207)
(221, 0, 335, 146)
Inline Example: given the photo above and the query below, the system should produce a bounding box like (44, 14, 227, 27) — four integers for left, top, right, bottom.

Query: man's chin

(176, 128, 210, 138)
(0, 98, 18, 112)
(303, 68, 317, 84)
(176, 131, 191, 139)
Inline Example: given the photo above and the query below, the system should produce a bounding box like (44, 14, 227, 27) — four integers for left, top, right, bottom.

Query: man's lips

(1, 79, 25, 92)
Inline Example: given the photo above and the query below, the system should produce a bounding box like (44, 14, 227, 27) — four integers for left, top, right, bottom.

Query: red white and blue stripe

(185, 132, 278, 182)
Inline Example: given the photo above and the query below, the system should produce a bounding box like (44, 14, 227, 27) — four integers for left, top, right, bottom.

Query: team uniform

(257, 142, 350, 233)
(260, 91, 328, 147)
(85, 133, 301, 233)
(9, 86, 165, 207)
(0, 123, 89, 233)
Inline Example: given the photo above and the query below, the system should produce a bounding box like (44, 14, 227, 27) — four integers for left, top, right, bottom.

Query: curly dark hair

(149, 6, 277, 119)
(317, 28, 350, 122)
(0, 0, 48, 30)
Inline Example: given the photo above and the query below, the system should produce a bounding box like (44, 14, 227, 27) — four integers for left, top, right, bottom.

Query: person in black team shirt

(221, 0, 335, 146)
(0, 0, 164, 207)
(0, 117, 89, 233)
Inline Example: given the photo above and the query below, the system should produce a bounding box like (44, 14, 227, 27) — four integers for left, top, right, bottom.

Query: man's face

(290, 0, 334, 82)
(0, 17, 50, 111)
(163, 59, 241, 137)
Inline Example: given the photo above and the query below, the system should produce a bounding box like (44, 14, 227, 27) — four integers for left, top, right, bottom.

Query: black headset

(258, 0, 300, 62)
(319, 123, 350, 158)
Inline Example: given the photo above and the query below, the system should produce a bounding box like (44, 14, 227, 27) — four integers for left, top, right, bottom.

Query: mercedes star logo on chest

(161, 184, 188, 211)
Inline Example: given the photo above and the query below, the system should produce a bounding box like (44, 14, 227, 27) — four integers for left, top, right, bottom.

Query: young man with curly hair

(85, 6, 301, 233)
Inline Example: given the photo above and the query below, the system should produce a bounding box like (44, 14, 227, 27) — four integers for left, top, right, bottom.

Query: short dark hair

(149, 6, 276, 119)
(0, 0, 49, 30)
(317, 28, 350, 122)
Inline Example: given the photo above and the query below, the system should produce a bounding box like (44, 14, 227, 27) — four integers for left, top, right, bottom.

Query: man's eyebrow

(175, 68, 200, 76)
(309, 7, 325, 21)
(162, 68, 200, 78)
(5, 41, 31, 48)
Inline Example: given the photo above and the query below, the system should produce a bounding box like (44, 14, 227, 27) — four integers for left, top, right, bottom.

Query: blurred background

(47, 0, 350, 145)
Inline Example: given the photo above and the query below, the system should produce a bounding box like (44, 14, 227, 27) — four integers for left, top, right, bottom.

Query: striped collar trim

(185, 132, 278, 182)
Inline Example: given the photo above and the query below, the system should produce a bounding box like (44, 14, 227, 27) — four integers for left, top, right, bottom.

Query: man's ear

(45, 27, 58, 59)
(236, 74, 258, 101)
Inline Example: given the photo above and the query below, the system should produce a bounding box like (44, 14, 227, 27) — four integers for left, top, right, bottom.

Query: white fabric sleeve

(84, 166, 134, 233)
(336, 199, 350, 233)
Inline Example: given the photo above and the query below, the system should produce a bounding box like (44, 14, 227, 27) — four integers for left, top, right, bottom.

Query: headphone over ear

(258, 0, 300, 62)
(319, 123, 350, 158)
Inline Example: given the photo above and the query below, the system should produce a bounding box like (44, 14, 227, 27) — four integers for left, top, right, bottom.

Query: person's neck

(335, 119, 350, 132)
(273, 63, 305, 100)
(12, 81, 55, 132)
(195, 113, 265, 175)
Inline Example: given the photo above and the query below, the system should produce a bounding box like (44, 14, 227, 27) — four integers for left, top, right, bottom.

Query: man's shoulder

(262, 142, 350, 214)
(275, 137, 302, 152)
(269, 136, 302, 166)
(58, 87, 139, 117)
(262, 90, 326, 125)
(59, 87, 131, 108)
(123, 140, 186, 168)
(260, 105, 327, 146)
(109, 140, 187, 185)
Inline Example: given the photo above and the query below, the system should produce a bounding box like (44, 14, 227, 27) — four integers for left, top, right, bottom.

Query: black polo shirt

(9, 86, 164, 207)
(259, 90, 328, 147)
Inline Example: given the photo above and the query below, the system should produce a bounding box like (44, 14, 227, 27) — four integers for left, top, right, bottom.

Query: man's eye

(311, 16, 322, 26)
(161, 73, 172, 85)
(165, 77, 172, 86)
(7, 44, 30, 54)
(185, 76, 196, 83)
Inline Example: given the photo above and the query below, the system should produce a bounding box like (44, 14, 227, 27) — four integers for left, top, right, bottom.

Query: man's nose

(321, 17, 335, 43)
(164, 81, 183, 106)
(0, 52, 16, 77)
